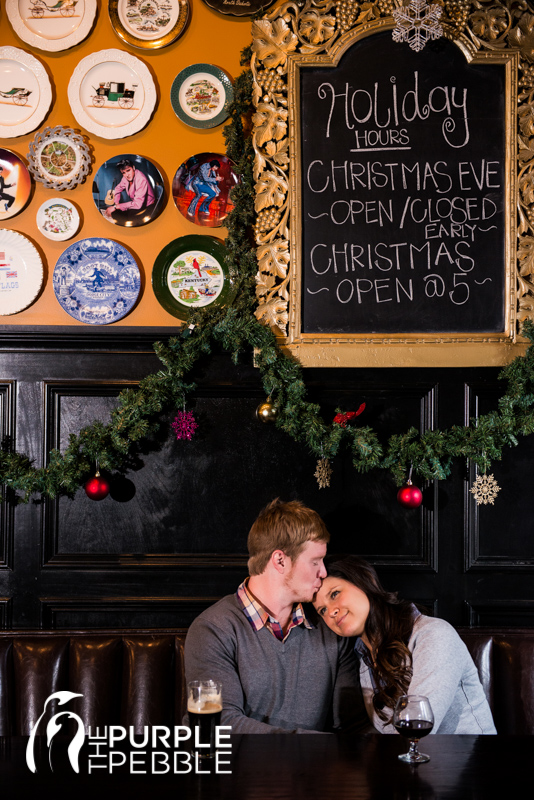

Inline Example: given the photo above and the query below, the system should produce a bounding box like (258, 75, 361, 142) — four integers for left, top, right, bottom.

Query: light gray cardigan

(356, 613, 497, 734)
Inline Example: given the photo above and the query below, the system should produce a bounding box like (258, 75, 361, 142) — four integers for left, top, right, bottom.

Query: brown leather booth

(0, 631, 187, 736)
(458, 628, 534, 736)
(0, 629, 532, 736)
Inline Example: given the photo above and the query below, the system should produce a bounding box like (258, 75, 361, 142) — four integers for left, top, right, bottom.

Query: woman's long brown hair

(325, 555, 415, 722)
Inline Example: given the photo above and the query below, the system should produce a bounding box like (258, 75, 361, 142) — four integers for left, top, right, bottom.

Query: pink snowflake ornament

(172, 410, 198, 441)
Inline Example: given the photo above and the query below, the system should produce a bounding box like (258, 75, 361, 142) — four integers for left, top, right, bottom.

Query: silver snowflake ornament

(470, 473, 501, 506)
(392, 0, 443, 52)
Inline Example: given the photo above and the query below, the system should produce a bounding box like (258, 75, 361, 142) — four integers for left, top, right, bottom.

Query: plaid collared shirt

(236, 579, 313, 642)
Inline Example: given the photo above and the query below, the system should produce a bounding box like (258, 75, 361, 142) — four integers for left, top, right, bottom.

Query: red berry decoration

(84, 471, 110, 501)
(397, 480, 423, 508)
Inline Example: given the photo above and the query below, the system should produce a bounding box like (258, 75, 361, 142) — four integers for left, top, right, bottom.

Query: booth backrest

(0, 628, 532, 736)
(0, 631, 187, 736)
(458, 628, 534, 736)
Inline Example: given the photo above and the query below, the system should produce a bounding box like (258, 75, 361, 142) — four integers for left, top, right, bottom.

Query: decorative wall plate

(109, 0, 190, 50)
(36, 197, 80, 241)
(68, 49, 157, 139)
(200, 0, 274, 17)
(0, 47, 52, 138)
(152, 234, 234, 319)
(0, 229, 43, 315)
(6, 0, 97, 53)
(0, 149, 32, 221)
(93, 154, 166, 227)
(28, 126, 91, 190)
(172, 152, 239, 228)
(170, 64, 233, 129)
(53, 238, 141, 324)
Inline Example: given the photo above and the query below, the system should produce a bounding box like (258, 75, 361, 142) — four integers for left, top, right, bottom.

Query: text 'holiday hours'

(299, 31, 507, 335)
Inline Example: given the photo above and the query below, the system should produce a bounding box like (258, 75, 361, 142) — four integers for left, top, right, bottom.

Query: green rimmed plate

(170, 64, 233, 129)
(152, 235, 235, 319)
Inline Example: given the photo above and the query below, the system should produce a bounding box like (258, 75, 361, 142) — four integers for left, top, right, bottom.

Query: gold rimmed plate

(108, 0, 190, 50)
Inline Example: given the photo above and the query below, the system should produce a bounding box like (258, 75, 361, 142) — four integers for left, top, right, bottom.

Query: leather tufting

(0, 629, 531, 735)
(0, 631, 186, 736)
(457, 628, 534, 735)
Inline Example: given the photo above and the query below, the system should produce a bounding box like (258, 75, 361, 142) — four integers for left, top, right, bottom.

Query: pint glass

(187, 680, 222, 759)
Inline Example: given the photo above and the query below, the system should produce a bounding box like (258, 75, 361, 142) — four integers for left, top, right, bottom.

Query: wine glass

(393, 695, 434, 763)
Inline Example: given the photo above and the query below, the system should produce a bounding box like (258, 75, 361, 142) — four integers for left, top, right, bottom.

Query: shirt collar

(236, 579, 313, 638)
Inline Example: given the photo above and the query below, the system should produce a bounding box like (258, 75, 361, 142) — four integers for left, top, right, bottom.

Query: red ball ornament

(84, 471, 110, 501)
(397, 481, 423, 509)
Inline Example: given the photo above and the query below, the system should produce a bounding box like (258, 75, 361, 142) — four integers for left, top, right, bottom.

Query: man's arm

(185, 616, 321, 734)
(115, 172, 152, 211)
(112, 175, 127, 207)
(332, 635, 374, 733)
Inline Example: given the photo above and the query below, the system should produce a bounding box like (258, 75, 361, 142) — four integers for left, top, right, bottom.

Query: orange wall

(0, 0, 253, 326)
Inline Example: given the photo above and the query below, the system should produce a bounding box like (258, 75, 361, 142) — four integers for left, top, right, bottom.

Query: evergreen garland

(1, 51, 534, 502)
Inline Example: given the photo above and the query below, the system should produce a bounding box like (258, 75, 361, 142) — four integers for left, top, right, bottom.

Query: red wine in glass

(393, 695, 434, 763)
(394, 719, 434, 739)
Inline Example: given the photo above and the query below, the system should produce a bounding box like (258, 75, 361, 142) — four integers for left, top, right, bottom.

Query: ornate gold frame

(251, 0, 533, 367)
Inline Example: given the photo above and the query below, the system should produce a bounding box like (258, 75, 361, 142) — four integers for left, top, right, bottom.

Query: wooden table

(1, 734, 531, 798)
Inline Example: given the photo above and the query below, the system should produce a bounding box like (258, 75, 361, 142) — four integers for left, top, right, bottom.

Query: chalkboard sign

(300, 33, 506, 335)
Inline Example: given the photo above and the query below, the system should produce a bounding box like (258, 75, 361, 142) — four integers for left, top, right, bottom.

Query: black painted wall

(0, 327, 532, 630)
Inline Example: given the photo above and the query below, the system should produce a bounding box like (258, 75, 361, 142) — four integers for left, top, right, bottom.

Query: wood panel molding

(39, 596, 221, 629)
(0, 327, 181, 353)
(0, 598, 12, 629)
(0, 383, 15, 571)
(464, 381, 534, 572)
(466, 601, 534, 627)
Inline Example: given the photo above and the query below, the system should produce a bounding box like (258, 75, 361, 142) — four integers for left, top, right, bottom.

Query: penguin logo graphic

(26, 691, 85, 774)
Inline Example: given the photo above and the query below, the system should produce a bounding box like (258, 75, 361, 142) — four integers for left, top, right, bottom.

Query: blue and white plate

(53, 238, 141, 324)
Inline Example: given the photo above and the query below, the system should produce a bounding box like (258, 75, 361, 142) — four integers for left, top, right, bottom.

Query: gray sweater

(184, 593, 368, 733)
(357, 614, 497, 734)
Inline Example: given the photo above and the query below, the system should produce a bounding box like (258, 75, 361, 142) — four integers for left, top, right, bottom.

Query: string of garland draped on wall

(1, 47, 534, 502)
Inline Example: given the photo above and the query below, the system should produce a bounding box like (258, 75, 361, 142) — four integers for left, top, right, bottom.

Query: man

(186, 159, 222, 218)
(0, 165, 16, 213)
(104, 159, 155, 221)
(185, 498, 368, 733)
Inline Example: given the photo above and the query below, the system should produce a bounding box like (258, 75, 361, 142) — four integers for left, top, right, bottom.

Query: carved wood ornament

(252, 0, 534, 366)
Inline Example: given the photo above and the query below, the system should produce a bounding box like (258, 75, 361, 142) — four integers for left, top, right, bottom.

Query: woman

(313, 556, 496, 734)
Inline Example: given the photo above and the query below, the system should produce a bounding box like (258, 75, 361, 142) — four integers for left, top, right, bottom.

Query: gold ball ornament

(256, 399, 278, 424)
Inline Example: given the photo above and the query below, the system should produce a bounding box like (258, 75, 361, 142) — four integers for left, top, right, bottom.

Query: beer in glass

(187, 680, 222, 759)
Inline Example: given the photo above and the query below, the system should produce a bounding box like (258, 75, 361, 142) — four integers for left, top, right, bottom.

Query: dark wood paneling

(0, 383, 15, 571)
(0, 598, 12, 629)
(39, 596, 220, 629)
(466, 602, 534, 626)
(42, 381, 438, 571)
(311, 380, 439, 571)
(465, 381, 534, 571)
(0, 330, 531, 628)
